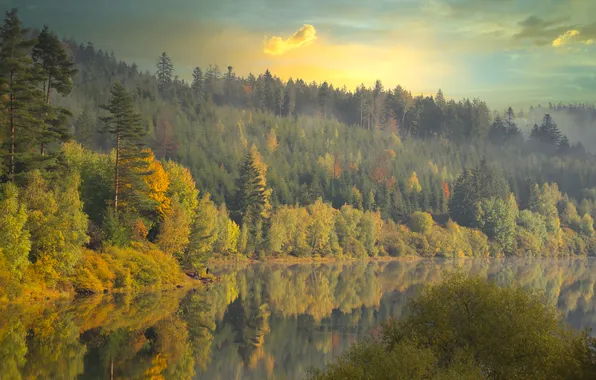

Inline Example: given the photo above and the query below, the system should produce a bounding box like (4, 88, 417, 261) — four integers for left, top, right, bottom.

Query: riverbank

(208, 253, 423, 265)
(0, 244, 204, 305)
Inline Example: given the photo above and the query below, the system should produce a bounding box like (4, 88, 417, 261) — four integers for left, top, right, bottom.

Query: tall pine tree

(99, 83, 149, 212)
(32, 25, 76, 156)
(0, 9, 44, 181)
(155, 52, 173, 93)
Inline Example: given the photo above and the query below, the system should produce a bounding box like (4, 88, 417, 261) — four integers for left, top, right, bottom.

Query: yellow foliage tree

(163, 161, 199, 221)
(266, 127, 279, 152)
(405, 171, 422, 194)
(156, 200, 192, 256)
(141, 150, 171, 217)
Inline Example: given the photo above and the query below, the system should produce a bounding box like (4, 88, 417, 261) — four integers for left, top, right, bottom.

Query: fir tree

(32, 25, 76, 156)
(99, 83, 149, 212)
(231, 150, 268, 226)
(0, 9, 44, 181)
(191, 66, 204, 99)
(449, 169, 477, 227)
(155, 52, 173, 92)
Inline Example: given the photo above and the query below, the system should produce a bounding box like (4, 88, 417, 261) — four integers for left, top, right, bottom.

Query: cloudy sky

(4, 0, 596, 108)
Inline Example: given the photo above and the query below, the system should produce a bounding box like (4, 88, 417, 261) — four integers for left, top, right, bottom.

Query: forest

(2, 8, 596, 301)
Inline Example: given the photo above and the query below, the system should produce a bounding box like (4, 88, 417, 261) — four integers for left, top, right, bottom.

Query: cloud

(513, 16, 571, 46)
(552, 26, 596, 48)
(263, 24, 317, 55)
(552, 29, 580, 47)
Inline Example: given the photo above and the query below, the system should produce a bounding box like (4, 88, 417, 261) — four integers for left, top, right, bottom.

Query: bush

(309, 274, 596, 380)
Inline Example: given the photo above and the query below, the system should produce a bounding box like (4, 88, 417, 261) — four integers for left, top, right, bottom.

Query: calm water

(2, 258, 596, 379)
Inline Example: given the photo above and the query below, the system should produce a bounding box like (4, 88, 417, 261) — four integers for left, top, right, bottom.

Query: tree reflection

(1, 259, 596, 379)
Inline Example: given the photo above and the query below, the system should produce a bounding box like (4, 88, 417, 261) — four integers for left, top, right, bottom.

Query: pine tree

(191, 66, 204, 99)
(155, 52, 173, 92)
(99, 83, 149, 212)
(319, 81, 331, 118)
(0, 9, 44, 181)
(449, 169, 477, 227)
(224, 65, 235, 104)
(231, 150, 268, 226)
(32, 25, 76, 156)
(283, 78, 296, 117)
(261, 69, 275, 112)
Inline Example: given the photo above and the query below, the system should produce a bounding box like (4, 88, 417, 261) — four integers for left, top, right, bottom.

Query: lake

(2, 258, 596, 379)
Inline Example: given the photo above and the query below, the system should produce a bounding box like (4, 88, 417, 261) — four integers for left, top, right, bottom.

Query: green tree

(156, 52, 173, 92)
(0, 8, 43, 180)
(99, 83, 148, 212)
(74, 109, 95, 149)
(449, 169, 477, 227)
(476, 194, 518, 254)
(231, 150, 270, 233)
(191, 66, 204, 99)
(0, 182, 30, 278)
(185, 193, 218, 271)
(409, 211, 434, 234)
(21, 170, 88, 274)
(311, 274, 596, 379)
(31, 25, 76, 156)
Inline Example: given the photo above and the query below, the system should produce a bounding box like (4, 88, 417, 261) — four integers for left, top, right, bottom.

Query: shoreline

(208, 254, 424, 266)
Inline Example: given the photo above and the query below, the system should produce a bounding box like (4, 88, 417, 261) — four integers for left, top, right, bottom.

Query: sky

(3, 0, 596, 109)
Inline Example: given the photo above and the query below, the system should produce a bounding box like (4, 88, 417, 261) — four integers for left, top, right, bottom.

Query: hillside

(2, 10, 596, 301)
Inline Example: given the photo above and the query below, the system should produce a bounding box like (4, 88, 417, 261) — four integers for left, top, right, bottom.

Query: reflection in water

(1, 258, 596, 379)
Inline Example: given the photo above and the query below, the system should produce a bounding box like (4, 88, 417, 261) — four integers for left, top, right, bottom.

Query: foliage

(310, 274, 596, 380)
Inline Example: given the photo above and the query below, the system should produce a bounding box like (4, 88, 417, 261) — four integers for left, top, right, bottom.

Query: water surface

(2, 258, 596, 379)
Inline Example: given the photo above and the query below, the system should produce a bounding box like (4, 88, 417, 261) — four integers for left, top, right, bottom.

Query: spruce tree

(32, 25, 76, 156)
(99, 83, 148, 212)
(261, 69, 275, 113)
(0, 9, 44, 181)
(191, 66, 203, 99)
(232, 151, 267, 225)
(155, 52, 173, 92)
(449, 169, 477, 227)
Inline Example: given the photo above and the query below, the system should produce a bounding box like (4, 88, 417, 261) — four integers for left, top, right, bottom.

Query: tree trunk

(46, 76, 51, 104)
(9, 71, 15, 182)
(114, 128, 120, 212)
(41, 76, 52, 156)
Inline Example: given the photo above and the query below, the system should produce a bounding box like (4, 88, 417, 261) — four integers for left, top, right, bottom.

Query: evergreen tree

(191, 66, 204, 99)
(0, 9, 44, 181)
(283, 78, 296, 117)
(449, 169, 477, 227)
(319, 81, 331, 118)
(261, 69, 275, 112)
(530, 114, 563, 148)
(31, 25, 76, 156)
(558, 135, 570, 153)
(74, 109, 95, 149)
(99, 83, 148, 212)
(155, 52, 173, 92)
(231, 150, 268, 226)
(503, 107, 519, 135)
(488, 115, 507, 145)
(472, 159, 509, 201)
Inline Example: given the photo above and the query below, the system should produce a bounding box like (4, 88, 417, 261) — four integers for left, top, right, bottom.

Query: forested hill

(4, 9, 596, 304)
(59, 40, 596, 208)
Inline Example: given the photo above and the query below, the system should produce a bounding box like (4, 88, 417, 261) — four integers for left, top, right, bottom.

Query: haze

(7, 0, 596, 109)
